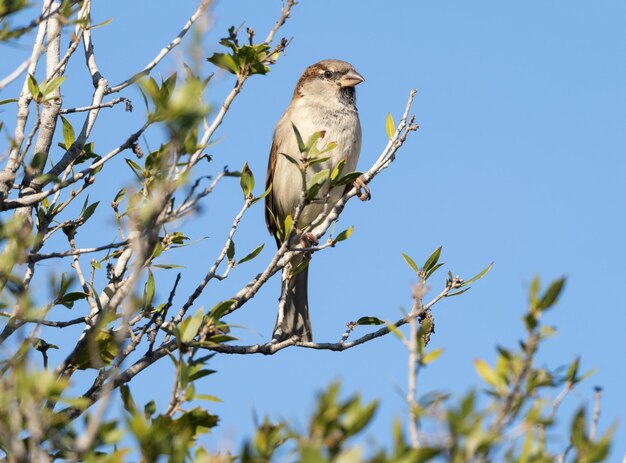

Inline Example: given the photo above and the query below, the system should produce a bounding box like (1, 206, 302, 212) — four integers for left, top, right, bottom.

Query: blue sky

(2, 0, 625, 459)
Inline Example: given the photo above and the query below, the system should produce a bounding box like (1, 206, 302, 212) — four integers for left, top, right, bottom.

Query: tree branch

(106, 0, 213, 95)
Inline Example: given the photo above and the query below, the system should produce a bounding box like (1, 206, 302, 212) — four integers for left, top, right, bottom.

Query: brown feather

(264, 137, 280, 246)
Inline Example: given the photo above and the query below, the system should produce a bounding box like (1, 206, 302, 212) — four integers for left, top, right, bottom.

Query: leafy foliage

(0, 1, 614, 462)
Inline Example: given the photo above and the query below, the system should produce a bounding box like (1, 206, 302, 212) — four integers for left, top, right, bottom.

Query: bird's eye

(323, 70, 333, 79)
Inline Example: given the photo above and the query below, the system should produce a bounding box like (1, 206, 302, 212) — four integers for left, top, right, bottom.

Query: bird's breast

(272, 103, 361, 227)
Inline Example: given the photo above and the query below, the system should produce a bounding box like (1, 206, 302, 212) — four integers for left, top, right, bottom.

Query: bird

(265, 59, 365, 342)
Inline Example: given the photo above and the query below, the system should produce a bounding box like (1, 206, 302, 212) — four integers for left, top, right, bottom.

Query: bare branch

(185, 4, 295, 170)
(590, 386, 602, 440)
(59, 97, 129, 114)
(203, 277, 461, 355)
(0, 0, 54, 202)
(264, 0, 296, 44)
(0, 58, 32, 91)
(171, 198, 253, 326)
(0, 310, 94, 328)
(106, 0, 213, 95)
(407, 281, 426, 449)
(1, 122, 150, 210)
(26, 241, 128, 263)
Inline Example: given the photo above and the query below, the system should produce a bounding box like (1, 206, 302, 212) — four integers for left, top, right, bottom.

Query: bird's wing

(265, 135, 280, 244)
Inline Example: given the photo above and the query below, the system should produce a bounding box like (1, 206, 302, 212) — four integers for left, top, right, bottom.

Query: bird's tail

(273, 265, 312, 342)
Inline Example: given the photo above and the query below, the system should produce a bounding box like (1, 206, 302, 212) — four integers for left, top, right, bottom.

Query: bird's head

(292, 59, 364, 105)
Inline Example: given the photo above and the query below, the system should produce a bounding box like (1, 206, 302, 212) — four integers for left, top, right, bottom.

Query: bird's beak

(339, 69, 365, 87)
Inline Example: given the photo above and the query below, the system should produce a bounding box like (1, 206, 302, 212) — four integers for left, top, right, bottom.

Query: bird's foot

(352, 175, 371, 201)
(300, 232, 318, 248)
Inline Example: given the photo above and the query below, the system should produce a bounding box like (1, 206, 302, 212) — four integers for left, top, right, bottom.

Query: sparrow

(265, 59, 365, 342)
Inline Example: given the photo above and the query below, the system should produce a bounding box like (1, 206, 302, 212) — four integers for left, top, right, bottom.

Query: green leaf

(355, 316, 384, 326)
(386, 112, 395, 140)
(330, 159, 346, 183)
(207, 52, 240, 74)
(74, 330, 118, 370)
(529, 275, 540, 309)
(425, 262, 445, 280)
(251, 183, 272, 205)
(307, 156, 331, 167)
(151, 263, 185, 269)
(570, 407, 587, 451)
(113, 187, 126, 203)
(226, 240, 235, 260)
(59, 291, 89, 309)
(289, 258, 309, 280)
(145, 269, 155, 308)
(208, 300, 235, 320)
(144, 400, 156, 418)
(120, 385, 137, 415)
(90, 17, 113, 29)
(306, 182, 322, 201)
(291, 122, 306, 153)
(151, 240, 163, 259)
(80, 201, 99, 223)
(566, 356, 580, 383)
(537, 277, 566, 311)
(316, 141, 338, 156)
(42, 76, 65, 96)
(280, 153, 299, 165)
(239, 162, 254, 198)
(334, 171, 363, 186)
(461, 262, 494, 287)
(446, 287, 470, 297)
(401, 253, 419, 275)
(27, 74, 40, 101)
(30, 151, 46, 171)
(386, 321, 405, 340)
(579, 368, 596, 383)
(423, 246, 442, 275)
(0, 98, 18, 105)
(474, 359, 500, 388)
(422, 347, 444, 365)
(283, 214, 293, 240)
(305, 130, 324, 151)
(195, 394, 222, 403)
(32, 338, 59, 351)
(308, 169, 329, 190)
(181, 307, 205, 343)
(333, 226, 354, 244)
(60, 115, 75, 148)
(345, 400, 378, 436)
(237, 243, 264, 265)
(58, 273, 71, 296)
(589, 433, 612, 463)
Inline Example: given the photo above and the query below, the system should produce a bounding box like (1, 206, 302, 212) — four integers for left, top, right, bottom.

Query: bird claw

(353, 175, 371, 201)
(300, 232, 318, 248)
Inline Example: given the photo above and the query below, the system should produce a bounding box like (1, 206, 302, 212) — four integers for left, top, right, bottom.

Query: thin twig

(406, 281, 426, 449)
(590, 386, 602, 440)
(201, 278, 460, 355)
(106, 0, 212, 94)
(0, 57, 32, 91)
(0, 0, 52, 202)
(1, 122, 150, 210)
(170, 198, 252, 328)
(60, 97, 129, 114)
(0, 311, 94, 328)
(27, 240, 128, 262)
(264, 0, 296, 44)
